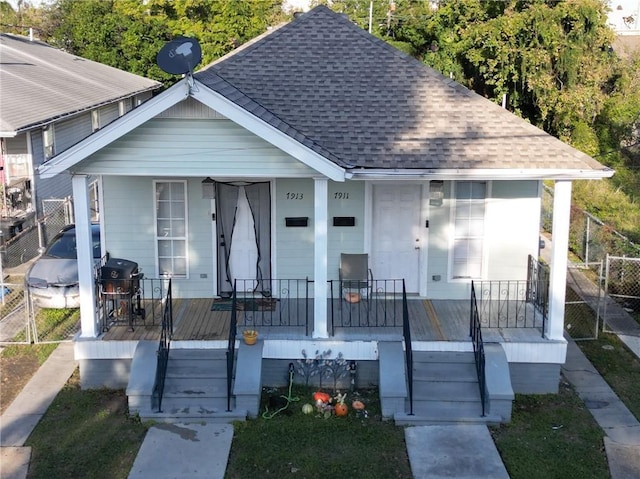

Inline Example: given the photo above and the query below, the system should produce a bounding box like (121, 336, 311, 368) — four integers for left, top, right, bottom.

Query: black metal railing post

(401, 281, 414, 416)
(470, 281, 487, 417)
(153, 278, 172, 413)
(226, 281, 238, 412)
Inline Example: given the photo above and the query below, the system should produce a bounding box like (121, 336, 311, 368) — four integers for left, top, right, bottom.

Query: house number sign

(285, 192, 304, 200)
(334, 192, 350, 199)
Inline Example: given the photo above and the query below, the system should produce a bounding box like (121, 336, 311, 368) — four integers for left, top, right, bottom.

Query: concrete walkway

(0, 342, 77, 479)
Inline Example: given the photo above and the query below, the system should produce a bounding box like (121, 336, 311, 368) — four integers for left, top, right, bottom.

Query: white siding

(75, 118, 317, 177)
(99, 103, 120, 127)
(426, 180, 541, 300)
(158, 97, 227, 119)
(485, 180, 540, 280)
(327, 180, 366, 280)
(274, 178, 315, 279)
(101, 176, 214, 298)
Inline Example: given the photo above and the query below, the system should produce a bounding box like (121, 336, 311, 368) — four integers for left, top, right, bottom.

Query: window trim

(448, 180, 489, 281)
(153, 179, 189, 279)
(42, 124, 55, 160)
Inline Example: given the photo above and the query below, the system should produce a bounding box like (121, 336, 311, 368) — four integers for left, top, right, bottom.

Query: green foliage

(43, 0, 285, 82)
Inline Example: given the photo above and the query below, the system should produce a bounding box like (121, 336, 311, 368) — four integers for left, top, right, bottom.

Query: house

(39, 6, 613, 424)
(0, 32, 161, 248)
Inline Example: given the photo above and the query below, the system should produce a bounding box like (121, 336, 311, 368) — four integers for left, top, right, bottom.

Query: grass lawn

(577, 332, 640, 420)
(491, 379, 609, 479)
(226, 386, 412, 478)
(24, 371, 148, 479)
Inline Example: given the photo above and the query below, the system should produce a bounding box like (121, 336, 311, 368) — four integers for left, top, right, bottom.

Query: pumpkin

(313, 391, 331, 404)
(334, 403, 348, 417)
(352, 400, 365, 410)
(302, 403, 314, 415)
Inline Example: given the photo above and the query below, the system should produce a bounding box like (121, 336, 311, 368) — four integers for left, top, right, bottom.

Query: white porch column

(313, 177, 329, 338)
(72, 175, 98, 338)
(547, 180, 572, 340)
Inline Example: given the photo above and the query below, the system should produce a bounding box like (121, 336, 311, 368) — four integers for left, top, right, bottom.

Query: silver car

(25, 224, 101, 309)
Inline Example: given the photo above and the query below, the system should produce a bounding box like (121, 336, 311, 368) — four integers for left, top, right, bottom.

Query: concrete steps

(395, 350, 502, 425)
(135, 348, 247, 423)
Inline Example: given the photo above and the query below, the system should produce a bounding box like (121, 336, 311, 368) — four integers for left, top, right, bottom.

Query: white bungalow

(39, 6, 613, 424)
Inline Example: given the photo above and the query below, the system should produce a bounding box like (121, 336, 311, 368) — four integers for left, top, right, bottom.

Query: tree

(42, 0, 285, 83)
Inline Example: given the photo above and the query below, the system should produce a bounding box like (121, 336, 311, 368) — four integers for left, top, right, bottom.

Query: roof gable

(194, 5, 611, 178)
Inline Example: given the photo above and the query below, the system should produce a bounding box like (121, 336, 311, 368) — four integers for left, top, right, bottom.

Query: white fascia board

(38, 81, 190, 179)
(191, 80, 345, 182)
(347, 168, 615, 181)
(0, 131, 17, 138)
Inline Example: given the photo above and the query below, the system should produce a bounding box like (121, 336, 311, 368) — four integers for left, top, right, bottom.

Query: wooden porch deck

(101, 296, 545, 343)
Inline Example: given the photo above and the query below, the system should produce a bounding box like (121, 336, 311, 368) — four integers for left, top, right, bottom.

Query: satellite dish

(156, 37, 202, 75)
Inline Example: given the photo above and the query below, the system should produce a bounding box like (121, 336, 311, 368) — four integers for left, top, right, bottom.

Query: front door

(371, 184, 422, 293)
(215, 182, 271, 296)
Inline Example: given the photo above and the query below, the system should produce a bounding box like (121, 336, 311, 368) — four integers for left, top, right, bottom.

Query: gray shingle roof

(194, 6, 609, 173)
(0, 33, 161, 135)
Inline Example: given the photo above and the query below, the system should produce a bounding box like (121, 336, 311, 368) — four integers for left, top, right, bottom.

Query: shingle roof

(194, 6, 609, 174)
(0, 33, 161, 136)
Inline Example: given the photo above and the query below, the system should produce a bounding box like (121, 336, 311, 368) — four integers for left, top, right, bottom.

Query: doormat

(211, 298, 277, 311)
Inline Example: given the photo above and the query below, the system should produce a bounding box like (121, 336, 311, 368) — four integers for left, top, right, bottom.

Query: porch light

(201, 177, 215, 199)
(429, 180, 444, 207)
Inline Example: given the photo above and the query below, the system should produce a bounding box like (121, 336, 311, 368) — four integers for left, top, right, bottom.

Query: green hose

(262, 365, 300, 419)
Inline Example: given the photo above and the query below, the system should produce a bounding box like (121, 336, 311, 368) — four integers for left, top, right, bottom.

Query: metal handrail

(470, 281, 487, 417)
(153, 278, 172, 413)
(226, 282, 238, 412)
(401, 281, 414, 416)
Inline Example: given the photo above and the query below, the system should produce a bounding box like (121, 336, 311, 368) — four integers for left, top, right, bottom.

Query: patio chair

(339, 253, 374, 303)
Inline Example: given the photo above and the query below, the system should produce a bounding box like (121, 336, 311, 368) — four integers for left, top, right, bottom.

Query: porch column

(546, 180, 572, 341)
(72, 175, 98, 338)
(313, 177, 329, 338)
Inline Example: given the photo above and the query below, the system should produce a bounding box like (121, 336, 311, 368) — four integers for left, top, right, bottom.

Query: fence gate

(603, 255, 640, 332)
(0, 279, 31, 344)
(564, 262, 603, 341)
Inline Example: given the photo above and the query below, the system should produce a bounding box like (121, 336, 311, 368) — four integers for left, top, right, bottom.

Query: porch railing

(474, 280, 547, 337)
(96, 276, 168, 333)
(470, 281, 487, 417)
(233, 278, 311, 336)
(329, 279, 405, 335)
(152, 278, 173, 413)
(401, 281, 414, 416)
(226, 283, 238, 412)
(527, 254, 550, 327)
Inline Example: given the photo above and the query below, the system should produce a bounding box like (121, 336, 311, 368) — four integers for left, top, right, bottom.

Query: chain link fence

(0, 278, 29, 344)
(604, 255, 640, 330)
(564, 262, 603, 341)
(0, 198, 73, 269)
(543, 185, 640, 264)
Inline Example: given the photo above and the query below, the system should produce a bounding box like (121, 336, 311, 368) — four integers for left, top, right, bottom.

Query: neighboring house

(40, 7, 613, 423)
(608, 0, 640, 56)
(0, 33, 161, 242)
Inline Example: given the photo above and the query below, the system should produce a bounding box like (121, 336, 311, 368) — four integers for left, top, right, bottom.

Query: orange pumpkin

(313, 391, 331, 404)
(334, 403, 348, 416)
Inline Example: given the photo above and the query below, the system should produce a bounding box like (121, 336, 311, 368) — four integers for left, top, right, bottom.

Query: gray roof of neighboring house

(194, 6, 609, 173)
(0, 33, 162, 136)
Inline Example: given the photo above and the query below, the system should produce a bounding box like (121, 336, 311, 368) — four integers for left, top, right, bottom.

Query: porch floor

(100, 297, 545, 343)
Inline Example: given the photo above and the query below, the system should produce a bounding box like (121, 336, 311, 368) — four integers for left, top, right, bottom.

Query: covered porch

(100, 291, 546, 344)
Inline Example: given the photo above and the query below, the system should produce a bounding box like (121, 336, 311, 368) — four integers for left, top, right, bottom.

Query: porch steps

(395, 351, 502, 426)
(146, 348, 246, 424)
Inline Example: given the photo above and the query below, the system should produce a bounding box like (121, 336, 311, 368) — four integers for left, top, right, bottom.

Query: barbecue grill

(100, 257, 145, 330)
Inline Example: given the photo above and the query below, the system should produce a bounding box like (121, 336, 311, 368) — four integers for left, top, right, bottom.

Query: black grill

(101, 258, 140, 293)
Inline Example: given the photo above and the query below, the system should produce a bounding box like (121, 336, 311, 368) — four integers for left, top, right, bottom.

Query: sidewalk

(0, 342, 77, 479)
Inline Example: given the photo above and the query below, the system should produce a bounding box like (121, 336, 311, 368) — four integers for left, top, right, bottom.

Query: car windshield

(45, 227, 101, 259)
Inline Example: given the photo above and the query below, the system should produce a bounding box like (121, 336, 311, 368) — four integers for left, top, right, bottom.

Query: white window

(155, 181, 188, 278)
(91, 110, 100, 131)
(451, 181, 486, 279)
(43, 124, 55, 160)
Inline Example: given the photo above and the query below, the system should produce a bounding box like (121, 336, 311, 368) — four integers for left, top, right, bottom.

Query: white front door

(371, 184, 422, 293)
